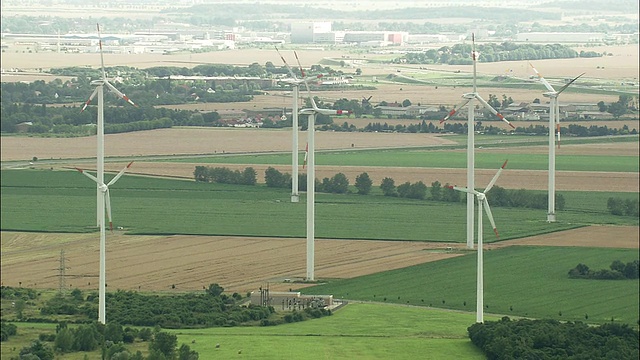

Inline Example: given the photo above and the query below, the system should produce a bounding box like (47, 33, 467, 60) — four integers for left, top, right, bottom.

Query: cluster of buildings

(3, 20, 637, 55)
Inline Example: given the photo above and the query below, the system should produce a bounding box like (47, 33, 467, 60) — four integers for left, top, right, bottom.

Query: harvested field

(1, 225, 636, 294)
(3, 128, 637, 192)
(0, 232, 463, 293)
(0, 128, 455, 162)
(496, 225, 639, 249)
(87, 162, 638, 193)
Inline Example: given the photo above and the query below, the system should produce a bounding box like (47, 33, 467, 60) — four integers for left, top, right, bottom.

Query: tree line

(399, 43, 588, 65)
(15, 321, 199, 360)
(468, 316, 639, 360)
(569, 260, 640, 280)
(607, 197, 640, 217)
(231, 167, 567, 211)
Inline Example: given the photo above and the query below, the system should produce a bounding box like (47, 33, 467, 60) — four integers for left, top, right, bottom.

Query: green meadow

(0, 304, 489, 360)
(1, 169, 637, 240)
(168, 303, 488, 360)
(302, 246, 640, 325)
(164, 144, 639, 172)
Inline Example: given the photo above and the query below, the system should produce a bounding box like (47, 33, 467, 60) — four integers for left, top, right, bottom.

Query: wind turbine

(440, 33, 514, 249)
(81, 23, 137, 227)
(448, 159, 508, 323)
(76, 162, 133, 324)
(275, 47, 322, 203)
(529, 63, 584, 222)
(78, 23, 137, 324)
(278, 51, 349, 281)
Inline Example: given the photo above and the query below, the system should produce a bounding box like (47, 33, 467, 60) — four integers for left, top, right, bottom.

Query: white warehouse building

(290, 22, 332, 43)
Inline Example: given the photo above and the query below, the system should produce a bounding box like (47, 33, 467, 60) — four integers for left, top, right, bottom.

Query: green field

(169, 303, 488, 360)
(164, 144, 639, 172)
(302, 246, 640, 325)
(0, 304, 489, 359)
(1, 169, 637, 240)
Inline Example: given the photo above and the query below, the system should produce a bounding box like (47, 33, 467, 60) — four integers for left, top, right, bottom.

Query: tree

(207, 283, 224, 297)
(54, 328, 75, 353)
(178, 344, 200, 360)
(73, 324, 99, 351)
(149, 332, 178, 360)
(104, 322, 124, 343)
(354, 172, 372, 195)
(19, 340, 55, 360)
(430, 181, 442, 201)
(402, 99, 412, 107)
(610, 260, 625, 273)
(380, 177, 397, 197)
(264, 167, 289, 188)
(329, 173, 349, 194)
(240, 167, 257, 185)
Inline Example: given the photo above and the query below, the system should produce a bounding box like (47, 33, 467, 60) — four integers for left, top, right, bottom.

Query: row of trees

(400, 43, 586, 65)
(569, 260, 640, 280)
(259, 167, 565, 211)
(468, 317, 639, 360)
(17, 322, 199, 360)
(193, 166, 257, 186)
(0, 321, 17, 341)
(16, 284, 272, 329)
(607, 197, 640, 217)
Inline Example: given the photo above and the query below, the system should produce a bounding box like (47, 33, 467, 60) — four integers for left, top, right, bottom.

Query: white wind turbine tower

(275, 48, 323, 203)
(75, 162, 133, 324)
(81, 24, 137, 227)
(448, 160, 508, 323)
(78, 23, 137, 324)
(529, 63, 584, 222)
(285, 54, 349, 281)
(440, 33, 514, 249)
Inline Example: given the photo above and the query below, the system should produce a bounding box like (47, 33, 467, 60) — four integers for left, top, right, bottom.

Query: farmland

(1, 18, 639, 359)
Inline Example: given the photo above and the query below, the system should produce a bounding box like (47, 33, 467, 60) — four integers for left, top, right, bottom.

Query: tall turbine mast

(78, 23, 137, 324)
(441, 33, 514, 249)
(529, 63, 583, 222)
(292, 55, 349, 281)
(449, 160, 507, 323)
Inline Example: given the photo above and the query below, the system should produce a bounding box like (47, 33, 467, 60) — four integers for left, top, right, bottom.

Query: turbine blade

(475, 95, 515, 128)
(528, 62, 555, 92)
(484, 159, 508, 193)
(104, 81, 137, 107)
(107, 161, 133, 186)
(81, 88, 99, 113)
(447, 185, 480, 196)
(483, 198, 499, 239)
(303, 142, 308, 169)
(75, 167, 100, 184)
(556, 73, 585, 95)
(105, 188, 113, 233)
(275, 47, 298, 80)
(97, 23, 107, 81)
(440, 98, 471, 123)
(294, 51, 306, 78)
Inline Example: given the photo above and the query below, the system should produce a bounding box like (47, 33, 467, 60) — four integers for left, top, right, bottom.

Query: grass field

(169, 303, 488, 359)
(0, 304, 489, 359)
(165, 148, 639, 173)
(301, 246, 640, 325)
(1, 169, 637, 241)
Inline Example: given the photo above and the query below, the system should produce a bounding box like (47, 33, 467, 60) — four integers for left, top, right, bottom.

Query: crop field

(302, 246, 640, 325)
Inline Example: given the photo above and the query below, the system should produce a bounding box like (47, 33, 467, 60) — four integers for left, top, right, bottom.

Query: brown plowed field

(1, 225, 637, 294)
(0, 232, 464, 293)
